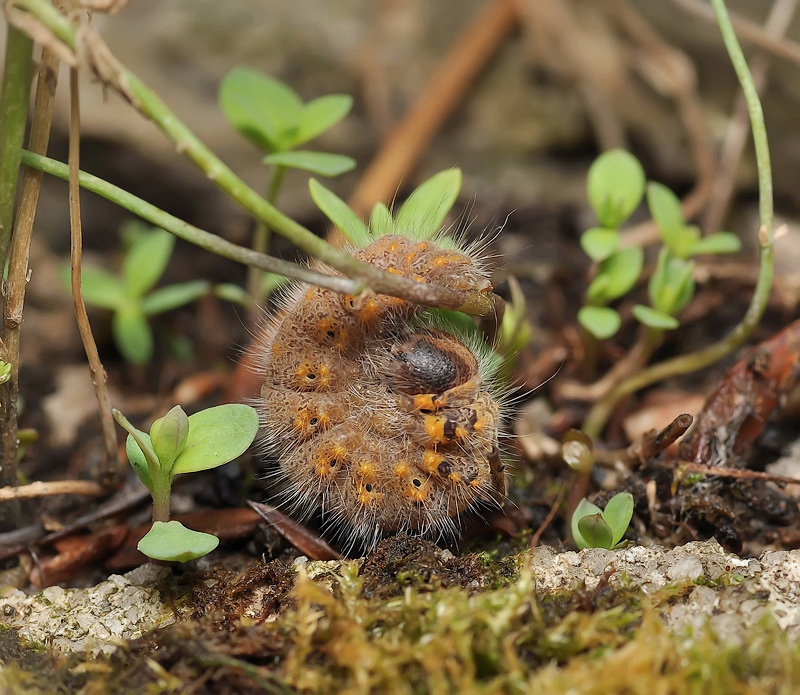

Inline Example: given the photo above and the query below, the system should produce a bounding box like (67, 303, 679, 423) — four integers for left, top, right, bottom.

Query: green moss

(2, 544, 800, 694)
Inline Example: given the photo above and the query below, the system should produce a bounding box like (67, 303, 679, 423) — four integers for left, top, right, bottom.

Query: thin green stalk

(20, 150, 361, 295)
(0, 25, 33, 269)
(10, 0, 496, 315)
(247, 164, 286, 314)
(583, 0, 774, 440)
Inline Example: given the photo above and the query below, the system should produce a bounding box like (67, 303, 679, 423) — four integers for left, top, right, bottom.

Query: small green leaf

(420, 308, 478, 340)
(137, 521, 219, 562)
(114, 408, 159, 489)
(498, 276, 532, 361)
(369, 202, 394, 238)
(571, 497, 603, 549)
(649, 250, 695, 316)
(577, 513, 615, 549)
(585, 273, 610, 304)
(632, 304, 680, 330)
(295, 94, 353, 146)
(587, 149, 646, 228)
(112, 307, 154, 365)
(214, 283, 252, 307)
(140, 280, 210, 315)
(123, 227, 175, 298)
(687, 231, 742, 256)
(647, 182, 685, 253)
(260, 272, 289, 297)
(0, 361, 10, 386)
(150, 405, 190, 473)
(676, 226, 702, 258)
(219, 67, 303, 152)
(263, 151, 356, 177)
(172, 404, 259, 475)
(578, 306, 621, 340)
(74, 266, 127, 310)
(602, 491, 634, 547)
(587, 247, 644, 303)
(581, 227, 620, 262)
(309, 178, 372, 247)
(125, 433, 153, 489)
(395, 169, 462, 240)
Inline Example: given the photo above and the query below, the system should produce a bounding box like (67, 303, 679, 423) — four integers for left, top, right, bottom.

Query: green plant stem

(9, 0, 496, 315)
(246, 164, 286, 315)
(0, 25, 33, 269)
(150, 477, 172, 524)
(20, 151, 360, 295)
(583, 0, 774, 441)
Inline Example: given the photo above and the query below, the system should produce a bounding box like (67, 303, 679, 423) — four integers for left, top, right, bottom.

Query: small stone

(666, 556, 704, 582)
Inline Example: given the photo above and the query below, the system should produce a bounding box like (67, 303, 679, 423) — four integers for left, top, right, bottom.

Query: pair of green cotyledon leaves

(580, 149, 742, 340)
(115, 404, 259, 562)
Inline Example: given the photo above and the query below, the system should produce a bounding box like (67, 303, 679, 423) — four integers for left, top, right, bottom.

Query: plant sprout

(219, 67, 355, 308)
(71, 221, 210, 365)
(113, 403, 259, 562)
(579, 149, 741, 340)
(571, 492, 634, 550)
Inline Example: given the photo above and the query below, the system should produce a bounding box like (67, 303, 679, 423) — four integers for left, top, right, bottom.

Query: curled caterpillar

(253, 233, 505, 551)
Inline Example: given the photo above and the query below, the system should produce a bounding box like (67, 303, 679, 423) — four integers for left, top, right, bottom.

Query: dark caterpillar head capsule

(388, 332, 478, 396)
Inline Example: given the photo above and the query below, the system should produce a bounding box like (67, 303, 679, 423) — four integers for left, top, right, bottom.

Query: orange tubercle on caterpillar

(253, 233, 506, 552)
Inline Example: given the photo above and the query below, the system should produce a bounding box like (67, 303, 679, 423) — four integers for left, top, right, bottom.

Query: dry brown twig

(513, 0, 629, 150)
(0, 479, 105, 502)
(673, 0, 800, 67)
(1, 42, 61, 487)
(68, 65, 120, 483)
(346, 0, 518, 222)
(529, 483, 567, 548)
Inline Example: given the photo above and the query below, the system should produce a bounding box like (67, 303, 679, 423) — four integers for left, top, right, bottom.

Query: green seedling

(310, 167, 463, 247)
(580, 149, 646, 340)
(70, 221, 210, 365)
(579, 149, 741, 340)
(113, 403, 259, 562)
(219, 67, 355, 177)
(571, 491, 634, 550)
(633, 182, 741, 330)
(219, 67, 355, 307)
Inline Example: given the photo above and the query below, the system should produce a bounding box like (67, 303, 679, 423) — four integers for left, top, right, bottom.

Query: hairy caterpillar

(253, 233, 505, 551)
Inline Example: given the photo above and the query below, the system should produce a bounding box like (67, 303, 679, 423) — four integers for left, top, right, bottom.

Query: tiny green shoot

(310, 168, 463, 247)
(580, 149, 742, 340)
(113, 403, 259, 562)
(69, 221, 210, 365)
(219, 67, 356, 308)
(571, 491, 634, 550)
(219, 67, 355, 176)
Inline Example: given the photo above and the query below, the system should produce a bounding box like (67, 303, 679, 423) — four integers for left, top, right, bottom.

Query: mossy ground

(1, 537, 799, 694)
